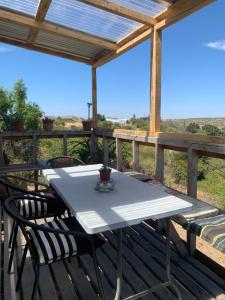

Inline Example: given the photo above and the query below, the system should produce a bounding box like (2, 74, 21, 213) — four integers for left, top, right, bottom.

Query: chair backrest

(0, 175, 49, 197)
(47, 156, 85, 168)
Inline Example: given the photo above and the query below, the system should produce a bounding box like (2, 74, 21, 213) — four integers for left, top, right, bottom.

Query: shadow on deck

(1, 203, 225, 300)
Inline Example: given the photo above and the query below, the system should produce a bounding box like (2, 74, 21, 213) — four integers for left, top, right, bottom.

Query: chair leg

(8, 222, 18, 273)
(91, 249, 105, 300)
(16, 243, 28, 291)
(31, 265, 40, 300)
(8, 219, 16, 248)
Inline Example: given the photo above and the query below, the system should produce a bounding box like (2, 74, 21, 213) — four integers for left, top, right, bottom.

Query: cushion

(18, 195, 65, 219)
(28, 217, 104, 265)
(184, 214, 225, 254)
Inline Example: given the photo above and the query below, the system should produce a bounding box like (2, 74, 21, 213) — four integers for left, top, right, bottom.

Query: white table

(43, 164, 193, 300)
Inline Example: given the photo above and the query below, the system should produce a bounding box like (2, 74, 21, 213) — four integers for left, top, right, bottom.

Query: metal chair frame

(4, 195, 104, 300)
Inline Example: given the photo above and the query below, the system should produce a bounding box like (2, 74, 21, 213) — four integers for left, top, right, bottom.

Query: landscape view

(1, 80, 225, 211)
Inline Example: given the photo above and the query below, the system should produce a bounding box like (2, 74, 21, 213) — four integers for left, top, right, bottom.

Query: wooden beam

(0, 9, 118, 51)
(155, 0, 175, 5)
(150, 28, 162, 135)
(117, 24, 149, 46)
(28, 0, 52, 43)
(92, 67, 97, 128)
(155, 143, 164, 182)
(187, 148, 198, 198)
(93, 27, 152, 67)
(132, 141, 140, 172)
(0, 35, 92, 64)
(155, 0, 215, 30)
(77, 0, 156, 26)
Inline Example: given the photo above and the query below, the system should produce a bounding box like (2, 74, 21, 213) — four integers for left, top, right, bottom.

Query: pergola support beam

(92, 67, 97, 129)
(150, 28, 162, 135)
(77, 0, 156, 26)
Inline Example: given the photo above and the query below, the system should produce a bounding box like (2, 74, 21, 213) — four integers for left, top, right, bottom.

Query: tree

(185, 122, 200, 133)
(202, 124, 221, 136)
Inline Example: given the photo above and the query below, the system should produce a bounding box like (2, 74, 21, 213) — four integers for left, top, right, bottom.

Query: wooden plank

(103, 136, 109, 165)
(104, 230, 175, 300)
(49, 261, 79, 300)
(65, 258, 98, 300)
(0, 35, 92, 65)
(28, 0, 52, 43)
(155, 143, 164, 182)
(155, 0, 215, 30)
(150, 28, 162, 135)
(93, 27, 152, 67)
(63, 134, 68, 156)
(187, 148, 198, 198)
(116, 138, 122, 171)
(137, 224, 225, 299)
(80, 254, 115, 300)
(92, 67, 97, 129)
(0, 9, 118, 51)
(101, 242, 155, 299)
(132, 141, 140, 172)
(77, 0, 156, 25)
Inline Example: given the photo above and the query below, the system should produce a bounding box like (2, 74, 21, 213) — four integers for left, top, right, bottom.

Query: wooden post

(150, 28, 162, 135)
(132, 140, 140, 172)
(103, 136, 109, 165)
(32, 135, 38, 164)
(92, 67, 97, 129)
(116, 138, 122, 171)
(0, 136, 4, 168)
(187, 147, 198, 256)
(63, 134, 68, 156)
(155, 143, 164, 183)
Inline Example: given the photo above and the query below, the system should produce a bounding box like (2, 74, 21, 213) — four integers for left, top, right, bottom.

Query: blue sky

(0, 1, 224, 119)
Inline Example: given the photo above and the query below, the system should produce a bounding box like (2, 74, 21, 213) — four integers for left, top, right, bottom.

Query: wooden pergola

(0, 0, 215, 134)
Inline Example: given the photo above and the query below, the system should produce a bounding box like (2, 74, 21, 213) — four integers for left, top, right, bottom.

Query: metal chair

(47, 156, 85, 168)
(0, 175, 67, 273)
(4, 195, 105, 300)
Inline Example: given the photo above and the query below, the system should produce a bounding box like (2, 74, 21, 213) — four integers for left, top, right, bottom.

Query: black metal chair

(4, 195, 105, 300)
(47, 156, 85, 168)
(0, 175, 67, 273)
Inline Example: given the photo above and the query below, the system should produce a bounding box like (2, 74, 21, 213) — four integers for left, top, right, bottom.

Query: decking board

(1, 200, 225, 300)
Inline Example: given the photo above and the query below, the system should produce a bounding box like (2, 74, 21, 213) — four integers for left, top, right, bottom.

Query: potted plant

(99, 164, 111, 182)
(82, 102, 92, 131)
(42, 117, 54, 131)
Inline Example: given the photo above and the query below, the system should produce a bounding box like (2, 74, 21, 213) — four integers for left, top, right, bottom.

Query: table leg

(115, 228, 123, 300)
(165, 218, 182, 300)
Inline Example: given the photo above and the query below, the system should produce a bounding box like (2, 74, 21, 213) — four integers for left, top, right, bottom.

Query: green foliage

(185, 122, 200, 133)
(202, 124, 222, 136)
(0, 79, 43, 131)
(170, 152, 188, 184)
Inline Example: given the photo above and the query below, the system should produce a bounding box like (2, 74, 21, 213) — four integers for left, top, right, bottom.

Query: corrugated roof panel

(0, 20, 30, 40)
(110, 0, 169, 16)
(0, 0, 39, 16)
(46, 0, 140, 42)
(35, 30, 104, 58)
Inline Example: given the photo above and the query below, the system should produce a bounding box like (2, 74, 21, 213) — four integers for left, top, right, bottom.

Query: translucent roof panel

(46, 0, 140, 42)
(110, 0, 169, 16)
(0, 0, 39, 16)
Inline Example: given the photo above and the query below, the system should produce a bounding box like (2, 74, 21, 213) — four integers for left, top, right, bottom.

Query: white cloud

(205, 40, 225, 51)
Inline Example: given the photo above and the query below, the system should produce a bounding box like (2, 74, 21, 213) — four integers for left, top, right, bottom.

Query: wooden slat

(77, 0, 156, 26)
(150, 28, 162, 135)
(0, 9, 118, 51)
(155, 0, 215, 30)
(155, 143, 164, 182)
(132, 141, 140, 172)
(28, 0, 52, 43)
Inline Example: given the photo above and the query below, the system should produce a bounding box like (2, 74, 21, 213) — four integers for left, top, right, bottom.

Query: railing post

(132, 140, 140, 172)
(90, 133, 98, 163)
(32, 134, 38, 164)
(0, 136, 4, 168)
(155, 143, 164, 183)
(63, 134, 68, 156)
(116, 138, 122, 171)
(187, 147, 198, 256)
(103, 136, 109, 165)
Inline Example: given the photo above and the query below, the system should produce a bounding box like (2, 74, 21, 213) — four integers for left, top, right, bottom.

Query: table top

(43, 164, 192, 234)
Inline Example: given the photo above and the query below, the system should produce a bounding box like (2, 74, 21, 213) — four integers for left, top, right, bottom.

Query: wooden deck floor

(1, 203, 225, 300)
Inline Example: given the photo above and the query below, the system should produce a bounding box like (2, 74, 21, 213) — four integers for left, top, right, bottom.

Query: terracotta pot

(14, 121, 24, 131)
(99, 169, 111, 182)
(82, 120, 92, 131)
(42, 119, 54, 131)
